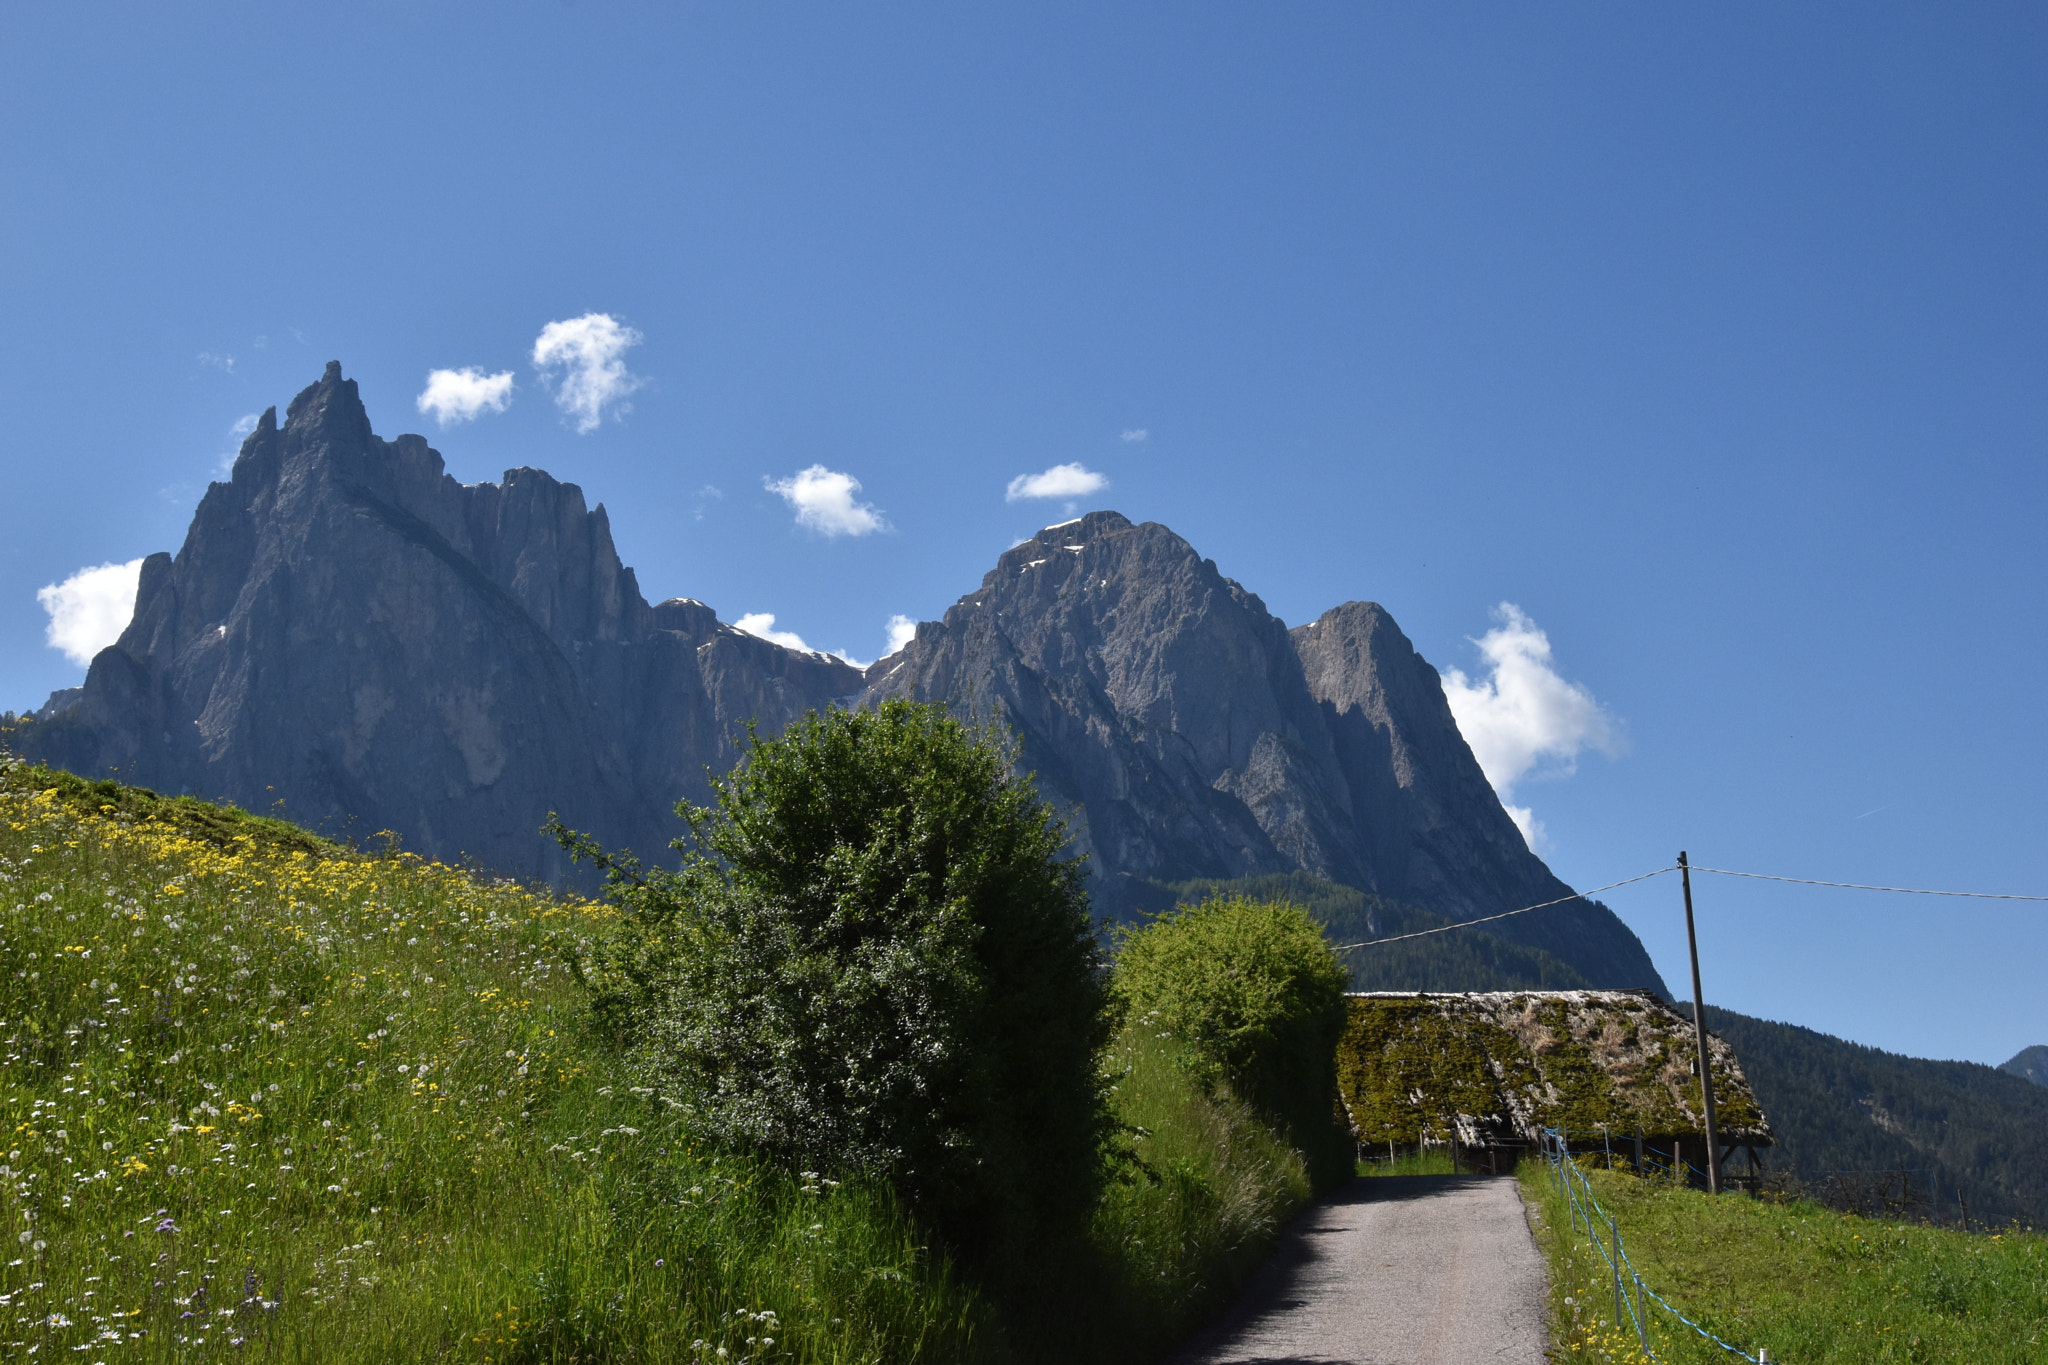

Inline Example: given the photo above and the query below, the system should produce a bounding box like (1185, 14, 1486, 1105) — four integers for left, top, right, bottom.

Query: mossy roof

(1337, 989, 1773, 1148)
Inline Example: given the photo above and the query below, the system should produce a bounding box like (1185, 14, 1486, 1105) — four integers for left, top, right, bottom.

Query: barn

(1337, 989, 1774, 1183)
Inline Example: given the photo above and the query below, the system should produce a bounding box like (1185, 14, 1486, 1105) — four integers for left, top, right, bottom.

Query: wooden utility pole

(1679, 851, 1723, 1194)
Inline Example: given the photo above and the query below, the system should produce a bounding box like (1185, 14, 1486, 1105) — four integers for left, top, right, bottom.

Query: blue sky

(2, 3, 2043, 1065)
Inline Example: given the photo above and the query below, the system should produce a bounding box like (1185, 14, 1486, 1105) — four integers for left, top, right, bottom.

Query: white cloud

(884, 613, 917, 656)
(765, 465, 889, 537)
(230, 412, 261, 442)
(1439, 603, 1623, 850)
(1006, 462, 1108, 503)
(531, 313, 643, 433)
(1121, 428, 1148, 443)
(197, 351, 235, 373)
(733, 612, 812, 651)
(38, 559, 145, 667)
(417, 368, 515, 426)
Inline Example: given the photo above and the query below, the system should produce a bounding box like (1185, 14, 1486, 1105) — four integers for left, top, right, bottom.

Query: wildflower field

(0, 760, 986, 1363)
(1522, 1159, 2048, 1364)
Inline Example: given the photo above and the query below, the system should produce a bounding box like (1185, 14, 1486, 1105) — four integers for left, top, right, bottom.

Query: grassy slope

(0, 759, 987, 1364)
(1521, 1162, 2048, 1364)
(0, 759, 1313, 1363)
(1087, 1030, 1312, 1355)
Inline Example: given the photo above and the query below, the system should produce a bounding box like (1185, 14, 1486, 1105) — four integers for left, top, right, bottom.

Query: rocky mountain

(861, 514, 1664, 990)
(22, 362, 1664, 991)
(23, 363, 862, 884)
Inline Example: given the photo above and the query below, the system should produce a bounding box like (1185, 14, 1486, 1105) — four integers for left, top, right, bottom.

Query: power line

(1332, 861, 2048, 952)
(1330, 866, 1677, 951)
(1689, 865, 2048, 902)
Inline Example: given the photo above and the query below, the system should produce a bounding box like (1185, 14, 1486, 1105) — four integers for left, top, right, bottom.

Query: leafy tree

(557, 700, 1113, 1264)
(1111, 895, 1354, 1187)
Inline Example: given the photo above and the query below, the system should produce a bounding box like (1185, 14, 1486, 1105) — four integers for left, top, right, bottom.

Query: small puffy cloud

(531, 313, 643, 433)
(1120, 428, 1148, 443)
(1006, 462, 1108, 503)
(884, 613, 917, 656)
(230, 412, 261, 442)
(417, 368, 515, 427)
(765, 465, 889, 537)
(1439, 603, 1623, 850)
(38, 559, 145, 667)
(197, 351, 235, 373)
(733, 612, 812, 651)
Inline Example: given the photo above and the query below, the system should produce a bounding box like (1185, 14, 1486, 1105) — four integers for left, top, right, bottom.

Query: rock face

(25, 364, 1665, 990)
(861, 513, 1666, 991)
(23, 363, 862, 883)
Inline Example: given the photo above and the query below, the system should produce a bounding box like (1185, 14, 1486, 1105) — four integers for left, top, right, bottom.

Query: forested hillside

(1705, 1006, 2048, 1228)
(2001, 1044, 2048, 1088)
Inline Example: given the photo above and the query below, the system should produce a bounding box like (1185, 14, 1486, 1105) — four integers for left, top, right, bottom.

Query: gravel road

(1165, 1174, 1550, 1365)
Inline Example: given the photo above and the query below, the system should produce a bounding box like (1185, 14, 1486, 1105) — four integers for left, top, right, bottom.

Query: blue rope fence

(1538, 1128, 1768, 1363)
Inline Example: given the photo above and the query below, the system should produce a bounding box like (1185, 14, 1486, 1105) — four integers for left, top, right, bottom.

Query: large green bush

(1111, 895, 1354, 1187)
(562, 700, 1113, 1268)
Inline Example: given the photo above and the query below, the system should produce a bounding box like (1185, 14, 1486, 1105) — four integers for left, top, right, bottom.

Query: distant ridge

(2001, 1044, 2048, 1089)
(20, 363, 1663, 992)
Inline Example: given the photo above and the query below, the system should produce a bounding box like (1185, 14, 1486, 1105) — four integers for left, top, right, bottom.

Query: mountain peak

(282, 360, 372, 450)
(24, 365, 861, 885)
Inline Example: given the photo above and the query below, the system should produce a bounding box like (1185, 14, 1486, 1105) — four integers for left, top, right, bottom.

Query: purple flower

(156, 1218, 178, 1232)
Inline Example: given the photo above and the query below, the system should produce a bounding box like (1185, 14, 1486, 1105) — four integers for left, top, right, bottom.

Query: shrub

(561, 700, 1113, 1268)
(1111, 895, 1353, 1188)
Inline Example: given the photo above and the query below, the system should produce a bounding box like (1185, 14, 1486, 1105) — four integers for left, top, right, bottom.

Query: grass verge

(1520, 1158, 2048, 1364)
(1084, 1028, 1311, 1355)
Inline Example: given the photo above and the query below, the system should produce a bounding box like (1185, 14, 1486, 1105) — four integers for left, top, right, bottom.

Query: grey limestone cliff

(861, 513, 1666, 991)
(23, 363, 861, 882)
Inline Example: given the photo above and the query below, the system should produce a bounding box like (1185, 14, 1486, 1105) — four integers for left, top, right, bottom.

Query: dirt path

(1165, 1174, 1550, 1365)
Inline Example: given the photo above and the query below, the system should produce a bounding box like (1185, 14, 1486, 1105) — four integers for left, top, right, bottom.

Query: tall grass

(1079, 1027, 1311, 1356)
(0, 762, 1320, 1363)
(1521, 1159, 2048, 1364)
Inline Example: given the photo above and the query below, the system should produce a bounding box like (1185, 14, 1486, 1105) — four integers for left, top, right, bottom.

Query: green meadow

(0, 756, 1322, 1362)
(1523, 1159, 2048, 1364)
